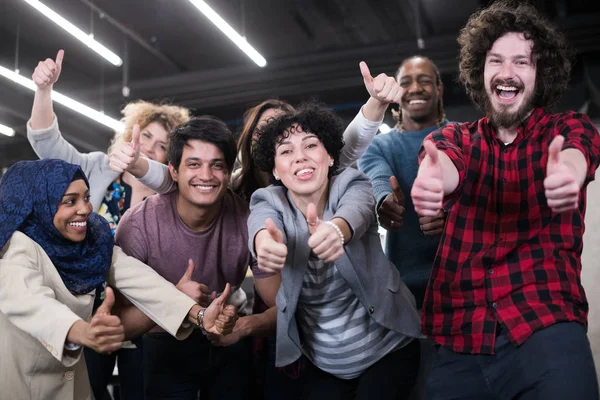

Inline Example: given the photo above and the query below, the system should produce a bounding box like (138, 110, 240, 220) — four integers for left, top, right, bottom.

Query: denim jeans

(425, 322, 599, 400)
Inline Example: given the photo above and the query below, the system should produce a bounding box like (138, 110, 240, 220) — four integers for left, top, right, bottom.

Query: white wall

(582, 170, 600, 379)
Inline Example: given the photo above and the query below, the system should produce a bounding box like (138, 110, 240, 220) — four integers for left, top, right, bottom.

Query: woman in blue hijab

(0, 159, 238, 400)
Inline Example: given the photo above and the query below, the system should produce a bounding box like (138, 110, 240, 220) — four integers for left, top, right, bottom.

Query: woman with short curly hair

(249, 102, 423, 399)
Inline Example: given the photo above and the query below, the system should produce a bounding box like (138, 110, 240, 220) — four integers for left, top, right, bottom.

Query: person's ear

(168, 162, 179, 182)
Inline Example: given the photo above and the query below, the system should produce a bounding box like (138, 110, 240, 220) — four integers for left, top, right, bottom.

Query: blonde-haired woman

(27, 49, 190, 400)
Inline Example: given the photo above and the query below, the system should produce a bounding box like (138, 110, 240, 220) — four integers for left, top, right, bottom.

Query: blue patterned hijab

(0, 159, 113, 294)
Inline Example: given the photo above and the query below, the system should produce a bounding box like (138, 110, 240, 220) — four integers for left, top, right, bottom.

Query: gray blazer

(248, 168, 423, 367)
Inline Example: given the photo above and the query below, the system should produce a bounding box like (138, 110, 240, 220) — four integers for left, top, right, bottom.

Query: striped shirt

(296, 258, 412, 379)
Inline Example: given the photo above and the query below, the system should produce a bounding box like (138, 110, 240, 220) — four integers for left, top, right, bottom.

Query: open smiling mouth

(407, 99, 428, 106)
(191, 184, 217, 192)
(495, 84, 520, 101)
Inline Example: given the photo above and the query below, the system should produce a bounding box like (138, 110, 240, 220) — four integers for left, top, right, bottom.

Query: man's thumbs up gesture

(359, 61, 401, 105)
(32, 49, 64, 90)
(306, 203, 345, 263)
(255, 218, 288, 273)
(176, 259, 216, 307)
(412, 141, 444, 216)
(544, 135, 580, 213)
(84, 287, 125, 353)
(202, 283, 238, 336)
(378, 176, 406, 231)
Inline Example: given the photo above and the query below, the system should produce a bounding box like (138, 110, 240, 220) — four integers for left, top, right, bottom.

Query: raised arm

(109, 135, 177, 194)
(412, 125, 465, 216)
(339, 62, 401, 168)
(544, 114, 600, 213)
(28, 50, 110, 186)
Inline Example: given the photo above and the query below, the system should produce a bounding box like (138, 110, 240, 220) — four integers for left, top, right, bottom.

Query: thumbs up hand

(306, 203, 345, 263)
(255, 218, 288, 273)
(544, 135, 580, 213)
(84, 287, 125, 353)
(109, 124, 143, 173)
(176, 259, 216, 307)
(202, 283, 238, 336)
(412, 141, 444, 217)
(32, 49, 64, 90)
(378, 176, 406, 231)
(359, 61, 401, 105)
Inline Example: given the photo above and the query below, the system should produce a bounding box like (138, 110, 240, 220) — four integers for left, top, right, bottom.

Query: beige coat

(0, 231, 196, 400)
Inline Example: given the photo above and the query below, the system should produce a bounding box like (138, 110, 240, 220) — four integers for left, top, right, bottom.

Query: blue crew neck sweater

(358, 122, 449, 309)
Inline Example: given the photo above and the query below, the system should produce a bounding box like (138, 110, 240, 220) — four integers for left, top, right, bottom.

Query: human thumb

(55, 49, 64, 70)
(424, 140, 439, 165)
(97, 287, 115, 316)
(214, 283, 231, 306)
(390, 176, 405, 206)
(180, 259, 195, 282)
(306, 203, 319, 227)
(131, 124, 141, 152)
(265, 218, 284, 243)
(547, 134, 564, 169)
(359, 61, 373, 83)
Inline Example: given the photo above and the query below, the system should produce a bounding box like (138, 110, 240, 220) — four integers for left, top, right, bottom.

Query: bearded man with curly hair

(410, 1, 600, 399)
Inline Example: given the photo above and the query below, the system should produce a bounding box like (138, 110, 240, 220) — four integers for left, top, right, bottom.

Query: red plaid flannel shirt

(419, 108, 600, 354)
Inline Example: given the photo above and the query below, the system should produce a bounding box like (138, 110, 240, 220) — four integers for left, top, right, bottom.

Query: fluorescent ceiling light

(21, 0, 122, 67)
(0, 65, 124, 132)
(379, 123, 391, 134)
(188, 0, 267, 67)
(0, 122, 15, 137)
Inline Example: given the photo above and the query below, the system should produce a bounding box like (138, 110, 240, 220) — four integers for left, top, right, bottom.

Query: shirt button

(64, 371, 74, 381)
(501, 178, 507, 183)
(368, 306, 375, 314)
(489, 269, 494, 275)
(492, 303, 498, 309)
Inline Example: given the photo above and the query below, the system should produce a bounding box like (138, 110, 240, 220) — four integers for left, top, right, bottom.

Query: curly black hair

(457, 0, 573, 112)
(253, 102, 345, 186)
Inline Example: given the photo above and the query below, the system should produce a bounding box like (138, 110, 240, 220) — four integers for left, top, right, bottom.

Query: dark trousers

(143, 330, 251, 400)
(299, 339, 420, 400)
(425, 322, 599, 400)
(263, 336, 306, 400)
(85, 338, 144, 400)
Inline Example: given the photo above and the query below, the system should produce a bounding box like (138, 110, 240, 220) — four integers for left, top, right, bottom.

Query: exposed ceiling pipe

(79, 0, 186, 72)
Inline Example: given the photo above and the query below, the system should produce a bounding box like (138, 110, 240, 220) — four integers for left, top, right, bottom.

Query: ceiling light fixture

(0, 122, 15, 137)
(20, 0, 123, 66)
(0, 65, 124, 132)
(188, 0, 267, 67)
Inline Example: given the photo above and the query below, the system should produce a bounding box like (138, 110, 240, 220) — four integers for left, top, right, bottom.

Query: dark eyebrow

(302, 134, 318, 141)
(62, 189, 90, 197)
(185, 157, 225, 163)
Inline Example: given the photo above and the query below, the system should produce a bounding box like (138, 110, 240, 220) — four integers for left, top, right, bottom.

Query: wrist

(128, 159, 144, 177)
(235, 316, 253, 337)
(361, 98, 388, 122)
(35, 86, 53, 95)
(188, 304, 202, 325)
(326, 219, 347, 245)
(66, 320, 89, 348)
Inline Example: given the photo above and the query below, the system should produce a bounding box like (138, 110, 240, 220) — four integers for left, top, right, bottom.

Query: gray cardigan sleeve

(248, 188, 287, 258)
(331, 170, 377, 243)
(137, 159, 177, 194)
